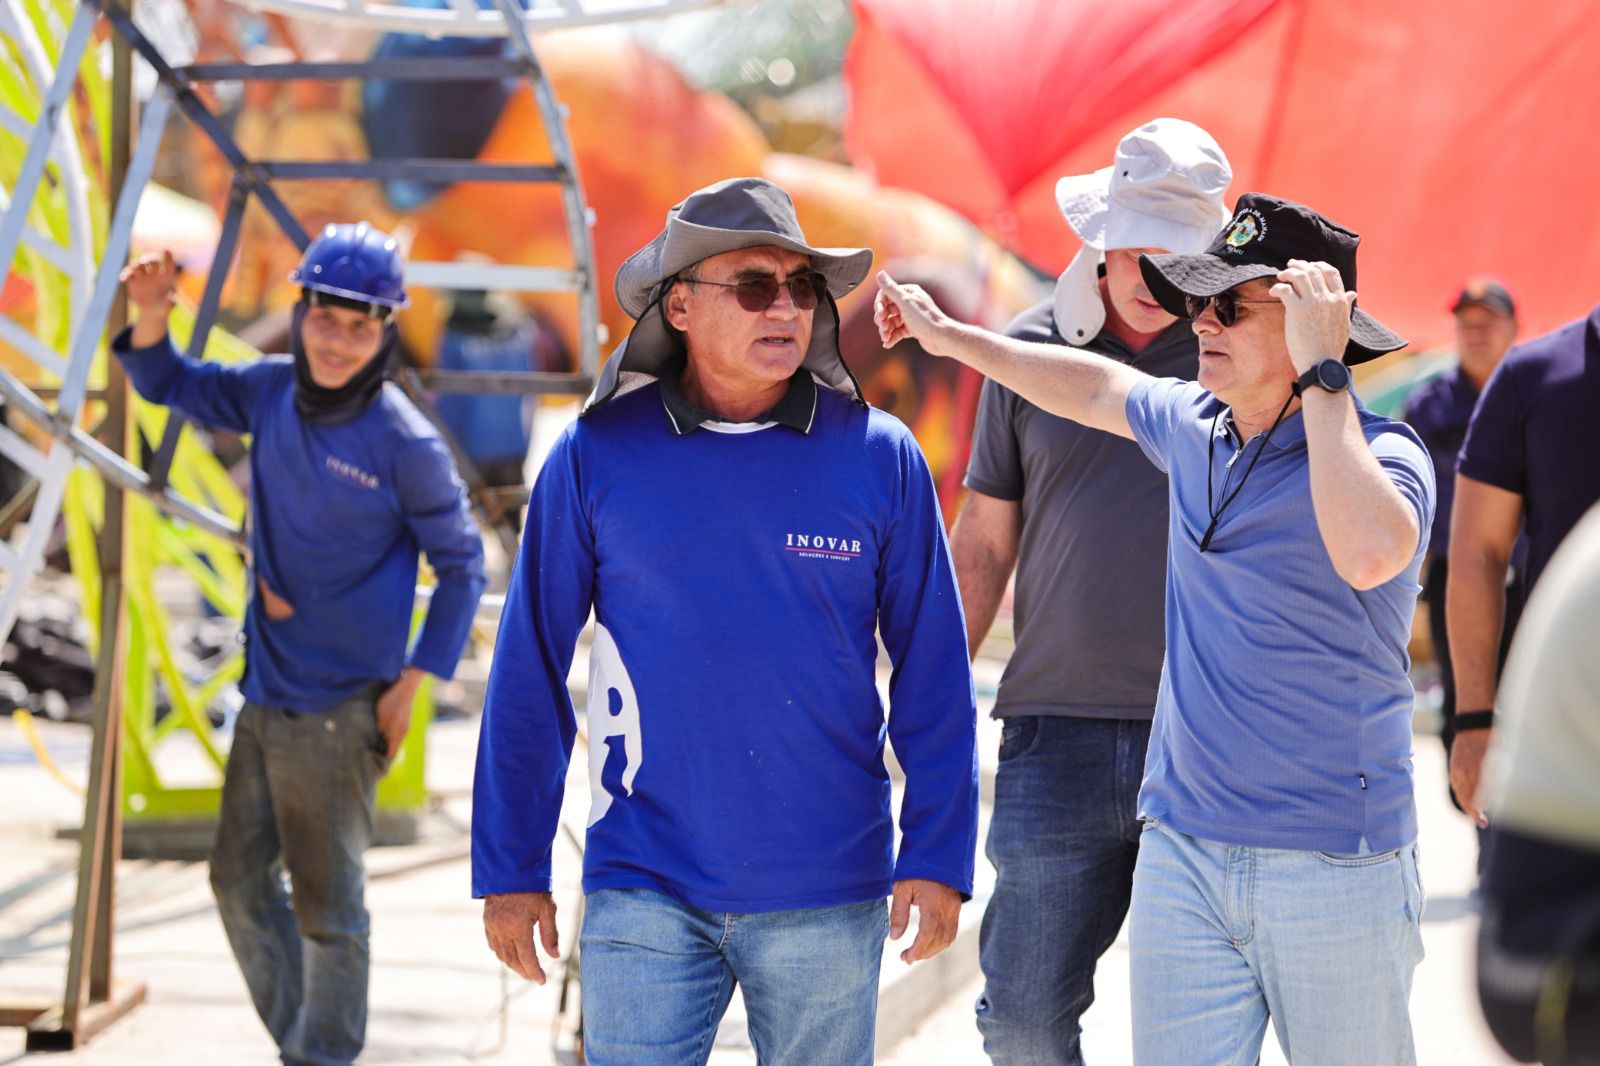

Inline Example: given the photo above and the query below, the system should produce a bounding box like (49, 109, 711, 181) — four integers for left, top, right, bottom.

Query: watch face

(1317, 360, 1352, 391)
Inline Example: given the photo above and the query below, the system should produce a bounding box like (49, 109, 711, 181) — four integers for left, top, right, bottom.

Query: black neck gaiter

(290, 301, 400, 425)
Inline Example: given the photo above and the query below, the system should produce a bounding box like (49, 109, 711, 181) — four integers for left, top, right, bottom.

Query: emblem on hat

(1222, 209, 1267, 253)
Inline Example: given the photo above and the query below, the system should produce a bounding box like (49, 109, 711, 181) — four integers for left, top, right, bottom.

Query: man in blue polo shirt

(1404, 280, 1522, 814)
(473, 178, 978, 1066)
(118, 224, 486, 1066)
(1444, 298, 1600, 825)
(876, 193, 1434, 1064)
(954, 118, 1231, 1065)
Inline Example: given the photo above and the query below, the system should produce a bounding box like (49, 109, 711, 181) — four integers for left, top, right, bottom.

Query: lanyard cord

(1201, 392, 1294, 552)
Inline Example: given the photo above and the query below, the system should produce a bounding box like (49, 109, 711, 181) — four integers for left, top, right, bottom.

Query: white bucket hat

(1051, 117, 1232, 343)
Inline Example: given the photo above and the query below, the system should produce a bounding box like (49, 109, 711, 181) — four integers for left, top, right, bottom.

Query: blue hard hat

(288, 221, 409, 311)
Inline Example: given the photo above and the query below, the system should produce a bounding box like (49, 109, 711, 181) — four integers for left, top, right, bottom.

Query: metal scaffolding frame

(96, 0, 606, 553)
(1, 0, 728, 1051)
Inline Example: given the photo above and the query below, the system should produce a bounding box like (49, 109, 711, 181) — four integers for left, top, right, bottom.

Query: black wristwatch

(1293, 358, 1352, 396)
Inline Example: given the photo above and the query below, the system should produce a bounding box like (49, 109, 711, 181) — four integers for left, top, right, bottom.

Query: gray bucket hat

(584, 177, 875, 413)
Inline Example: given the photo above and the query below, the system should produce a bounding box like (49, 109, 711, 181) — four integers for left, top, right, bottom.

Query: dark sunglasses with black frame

(1184, 290, 1281, 328)
(677, 270, 829, 313)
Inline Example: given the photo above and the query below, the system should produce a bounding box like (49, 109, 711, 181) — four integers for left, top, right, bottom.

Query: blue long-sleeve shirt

(471, 383, 979, 912)
(112, 328, 485, 712)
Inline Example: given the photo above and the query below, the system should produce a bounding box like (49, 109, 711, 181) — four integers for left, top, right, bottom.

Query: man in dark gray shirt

(954, 118, 1232, 1065)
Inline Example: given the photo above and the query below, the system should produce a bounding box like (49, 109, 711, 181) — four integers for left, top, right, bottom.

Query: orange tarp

(846, 0, 1600, 349)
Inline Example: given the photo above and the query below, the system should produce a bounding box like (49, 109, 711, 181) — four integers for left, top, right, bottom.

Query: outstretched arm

(874, 272, 1142, 439)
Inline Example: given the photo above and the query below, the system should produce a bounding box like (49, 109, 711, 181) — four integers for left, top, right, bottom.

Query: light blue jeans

(579, 887, 889, 1066)
(1129, 821, 1425, 1066)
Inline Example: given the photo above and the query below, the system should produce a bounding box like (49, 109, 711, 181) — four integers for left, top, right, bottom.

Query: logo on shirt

(587, 623, 642, 828)
(784, 532, 862, 562)
(325, 455, 379, 491)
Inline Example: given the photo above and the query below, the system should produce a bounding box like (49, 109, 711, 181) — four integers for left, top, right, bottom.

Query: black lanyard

(1201, 393, 1294, 552)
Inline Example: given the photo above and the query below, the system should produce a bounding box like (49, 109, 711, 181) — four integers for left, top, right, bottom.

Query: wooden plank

(23, 981, 147, 1051)
(0, 1005, 51, 1027)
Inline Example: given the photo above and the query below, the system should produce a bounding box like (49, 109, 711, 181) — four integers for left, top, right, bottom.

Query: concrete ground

(0, 697, 991, 1066)
(1, 670, 1515, 1065)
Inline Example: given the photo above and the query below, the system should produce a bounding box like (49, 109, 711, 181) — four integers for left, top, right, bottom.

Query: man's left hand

(376, 667, 425, 762)
(1271, 259, 1356, 374)
(1449, 727, 1493, 827)
(889, 879, 961, 965)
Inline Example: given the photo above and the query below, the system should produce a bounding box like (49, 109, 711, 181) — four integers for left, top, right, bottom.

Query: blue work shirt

(1126, 377, 1435, 853)
(473, 381, 979, 911)
(113, 328, 486, 713)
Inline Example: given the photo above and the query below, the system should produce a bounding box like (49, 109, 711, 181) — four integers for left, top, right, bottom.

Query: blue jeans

(209, 690, 389, 1066)
(579, 887, 889, 1066)
(1129, 821, 1426, 1066)
(976, 716, 1151, 1065)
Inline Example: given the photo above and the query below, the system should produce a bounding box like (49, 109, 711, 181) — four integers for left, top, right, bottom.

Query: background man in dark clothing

(1447, 301, 1600, 823)
(1403, 279, 1520, 808)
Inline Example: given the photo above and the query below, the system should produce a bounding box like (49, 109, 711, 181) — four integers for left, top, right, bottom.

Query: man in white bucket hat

(953, 118, 1231, 1065)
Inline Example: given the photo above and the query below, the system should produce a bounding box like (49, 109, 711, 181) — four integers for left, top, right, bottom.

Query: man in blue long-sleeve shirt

(117, 223, 485, 1066)
(472, 178, 979, 1066)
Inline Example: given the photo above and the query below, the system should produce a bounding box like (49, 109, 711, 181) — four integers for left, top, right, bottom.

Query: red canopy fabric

(845, 0, 1600, 349)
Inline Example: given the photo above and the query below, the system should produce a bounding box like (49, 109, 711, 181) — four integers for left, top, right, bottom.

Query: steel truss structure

(1, 0, 723, 1051)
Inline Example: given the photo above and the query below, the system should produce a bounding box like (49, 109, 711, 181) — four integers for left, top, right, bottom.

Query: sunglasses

(681, 271, 829, 313)
(1184, 292, 1280, 328)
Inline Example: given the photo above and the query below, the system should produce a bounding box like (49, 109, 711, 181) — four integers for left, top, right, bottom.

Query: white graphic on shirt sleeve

(586, 622, 642, 827)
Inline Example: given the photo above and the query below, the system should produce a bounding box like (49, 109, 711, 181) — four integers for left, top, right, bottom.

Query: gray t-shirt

(964, 300, 1197, 720)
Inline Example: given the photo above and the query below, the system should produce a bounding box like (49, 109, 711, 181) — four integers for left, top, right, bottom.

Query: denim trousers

(579, 887, 889, 1066)
(1129, 821, 1426, 1066)
(976, 715, 1151, 1065)
(209, 690, 389, 1066)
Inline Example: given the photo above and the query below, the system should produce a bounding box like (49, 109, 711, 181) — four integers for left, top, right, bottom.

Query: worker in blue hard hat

(115, 221, 485, 1066)
(284, 219, 411, 418)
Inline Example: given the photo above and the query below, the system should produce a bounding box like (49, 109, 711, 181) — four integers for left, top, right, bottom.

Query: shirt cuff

(110, 323, 175, 359)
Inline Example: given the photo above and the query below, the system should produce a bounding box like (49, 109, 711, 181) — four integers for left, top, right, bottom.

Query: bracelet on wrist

(1454, 709, 1496, 732)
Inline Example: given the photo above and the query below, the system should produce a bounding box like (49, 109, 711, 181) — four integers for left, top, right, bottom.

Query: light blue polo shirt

(1126, 377, 1435, 853)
